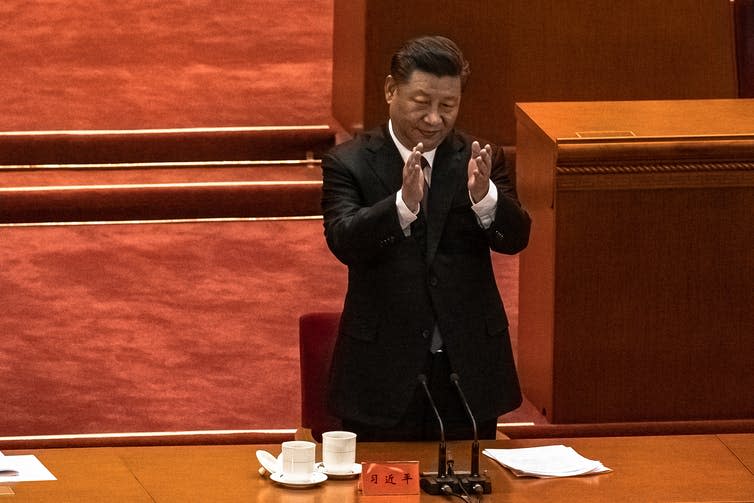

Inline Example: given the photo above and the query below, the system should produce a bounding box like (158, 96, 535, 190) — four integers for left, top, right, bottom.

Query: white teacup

(280, 440, 316, 481)
(322, 430, 357, 474)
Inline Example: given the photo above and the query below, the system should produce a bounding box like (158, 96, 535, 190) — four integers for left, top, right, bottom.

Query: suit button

(421, 329, 431, 339)
(429, 276, 438, 287)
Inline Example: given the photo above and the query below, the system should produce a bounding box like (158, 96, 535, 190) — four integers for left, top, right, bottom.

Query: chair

(298, 312, 343, 442)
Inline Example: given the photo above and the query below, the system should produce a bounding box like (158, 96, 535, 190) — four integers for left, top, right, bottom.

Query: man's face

(385, 70, 462, 152)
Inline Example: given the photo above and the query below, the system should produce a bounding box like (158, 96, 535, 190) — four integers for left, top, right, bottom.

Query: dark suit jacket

(321, 124, 531, 428)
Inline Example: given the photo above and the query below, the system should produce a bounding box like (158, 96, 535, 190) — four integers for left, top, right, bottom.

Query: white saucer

(316, 462, 362, 479)
(270, 471, 328, 488)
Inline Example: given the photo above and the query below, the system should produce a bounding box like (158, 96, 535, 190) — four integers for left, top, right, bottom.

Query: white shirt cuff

(471, 182, 498, 229)
(396, 190, 419, 235)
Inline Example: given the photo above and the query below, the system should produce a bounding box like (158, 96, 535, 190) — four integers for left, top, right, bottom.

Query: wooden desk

(515, 99, 754, 423)
(721, 433, 754, 474)
(3, 435, 754, 501)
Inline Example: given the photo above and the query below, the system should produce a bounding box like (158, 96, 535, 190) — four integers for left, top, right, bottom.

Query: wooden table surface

(2, 434, 753, 502)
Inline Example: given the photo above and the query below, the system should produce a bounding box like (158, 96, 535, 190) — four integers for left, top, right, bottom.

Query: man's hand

(401, 142, 425, 213)
(467, 141, 492, 203)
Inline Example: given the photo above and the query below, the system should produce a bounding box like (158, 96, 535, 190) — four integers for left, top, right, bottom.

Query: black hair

(390, 35, 471, 88)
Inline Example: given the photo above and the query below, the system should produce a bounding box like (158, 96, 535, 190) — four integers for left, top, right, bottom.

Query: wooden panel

(735, 0, 754, 97)
(331, 0, 366, 132)
(332, 0, 737, 145)
(0, 126, 335, 164)
(516, 99, 754, 423)
(515, 118, 557, 418)
(0, 181, 323, 223)
(553, 185, 754, 422)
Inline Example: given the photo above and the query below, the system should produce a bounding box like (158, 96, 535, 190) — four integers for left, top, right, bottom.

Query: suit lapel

(365, 126, 403, 196)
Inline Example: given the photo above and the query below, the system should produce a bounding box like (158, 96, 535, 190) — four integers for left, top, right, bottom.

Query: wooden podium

(515, 99, 754, 423)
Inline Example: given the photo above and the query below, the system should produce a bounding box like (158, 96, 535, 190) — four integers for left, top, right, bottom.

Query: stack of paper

(0, 452, 57, 483)
(483, 445, 611, 478)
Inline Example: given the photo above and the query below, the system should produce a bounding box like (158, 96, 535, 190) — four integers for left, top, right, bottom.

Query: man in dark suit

(321, 36, 531, 441)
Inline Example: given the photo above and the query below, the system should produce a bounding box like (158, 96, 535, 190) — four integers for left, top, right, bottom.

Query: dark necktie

(419, 156, 443, 353)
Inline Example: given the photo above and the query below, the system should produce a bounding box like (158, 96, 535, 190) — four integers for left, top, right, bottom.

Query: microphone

(449, 373, 479, 476)
(449, 373, 492, 494)
(417, 374, 458, 495)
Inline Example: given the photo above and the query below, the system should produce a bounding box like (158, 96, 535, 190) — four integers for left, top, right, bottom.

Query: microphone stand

(417, 374, 460, 495)
(450, 373, 492, 495)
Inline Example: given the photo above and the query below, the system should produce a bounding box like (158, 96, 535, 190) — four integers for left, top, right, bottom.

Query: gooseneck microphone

(417, 374, 447, 478)
(449, 372, 492, 495)
(417, 374, 459, 495)
(449, 373, 479, 476)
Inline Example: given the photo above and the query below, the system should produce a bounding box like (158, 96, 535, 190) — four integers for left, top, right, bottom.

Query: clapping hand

(468, 141, 492, 203)
(401, 142, 425, 213)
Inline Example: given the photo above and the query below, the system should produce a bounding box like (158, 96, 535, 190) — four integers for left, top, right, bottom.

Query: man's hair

(390, 35, 471, 88)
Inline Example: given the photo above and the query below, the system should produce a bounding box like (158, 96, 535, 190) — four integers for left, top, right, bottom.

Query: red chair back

(299, 312, 342, 441)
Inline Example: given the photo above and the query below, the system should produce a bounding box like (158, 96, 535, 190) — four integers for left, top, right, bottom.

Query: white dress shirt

(389, 120, 498, 235)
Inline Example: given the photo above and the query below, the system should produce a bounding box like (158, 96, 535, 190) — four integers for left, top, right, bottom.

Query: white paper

(483, 445, 611, 478)
(0, 455, 57, 483)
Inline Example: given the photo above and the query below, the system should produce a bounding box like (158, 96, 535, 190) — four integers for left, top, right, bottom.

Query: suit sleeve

(321, 149, 408, 266)
(486, 146, 531, 254)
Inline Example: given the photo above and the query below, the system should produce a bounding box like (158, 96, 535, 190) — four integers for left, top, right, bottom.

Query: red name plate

(360, 461, 420, 496)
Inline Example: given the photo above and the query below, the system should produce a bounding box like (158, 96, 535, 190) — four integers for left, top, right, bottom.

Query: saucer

(316, 462, 362, 479)
(270, 471, 327, 488)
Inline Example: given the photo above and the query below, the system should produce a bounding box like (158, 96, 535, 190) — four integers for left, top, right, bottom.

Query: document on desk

(483, 445, 611, 478)
(0, 455, 57, 483)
